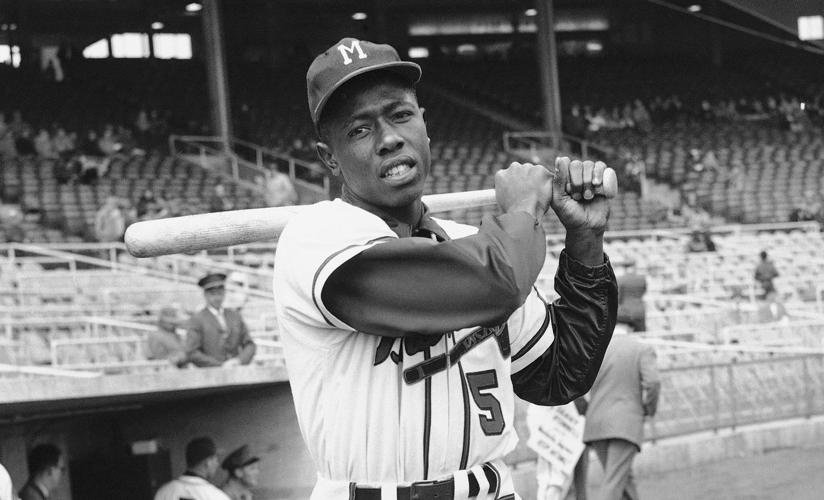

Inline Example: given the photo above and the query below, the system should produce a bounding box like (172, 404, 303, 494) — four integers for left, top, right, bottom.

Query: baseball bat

(125, 168, 617, 257)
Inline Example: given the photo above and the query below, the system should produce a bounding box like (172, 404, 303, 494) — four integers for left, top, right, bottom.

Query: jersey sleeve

(509, 250, 618, 406)
(507, 287, 555, 373)
(273, 200, 397, 331)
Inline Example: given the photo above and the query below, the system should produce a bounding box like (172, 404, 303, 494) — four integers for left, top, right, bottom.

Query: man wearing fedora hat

(186, 272, 256, 367)
(220, 445, 260, 500)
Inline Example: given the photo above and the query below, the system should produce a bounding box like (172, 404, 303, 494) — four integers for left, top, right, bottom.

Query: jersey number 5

(465, 370, 505, 435)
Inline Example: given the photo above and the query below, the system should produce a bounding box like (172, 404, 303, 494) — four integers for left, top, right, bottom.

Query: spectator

(94, 196, 126, 242)
(80, 130, 103, 157)
(632, 99, 652, 134)
(686, 229, 714, 253)
(789, 190, 822, 223)
(185, 273, 256, 367)
(0, 114, 16, 159)
(564, 104, 588, 138)
(208, 183, 234, 212)
(136, 189, 158, 219)
(618, 260, 647, 332)
(583, 325, 660, 500)
(754, 250, 779, 298)
(19, 443, 65, 500)
(97, 124, 122, 156)
(52, 127, 76, 160)
(259, 169, 298, 207)
(154, 437, 230, 500)
(147, 307, 188, 366)
(220, 445, 260, 500)
(33, 129, 58, 159)
(0, 461, 13, 500)
(14, 126, 36, 158)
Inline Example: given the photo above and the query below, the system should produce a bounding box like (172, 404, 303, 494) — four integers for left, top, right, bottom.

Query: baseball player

(273, 38, 618, 499)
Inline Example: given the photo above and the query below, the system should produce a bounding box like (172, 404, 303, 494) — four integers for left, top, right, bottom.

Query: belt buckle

(408, 478, 454, 500)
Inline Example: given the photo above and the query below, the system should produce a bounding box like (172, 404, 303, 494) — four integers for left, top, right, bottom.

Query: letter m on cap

(337, 40, 367, 65)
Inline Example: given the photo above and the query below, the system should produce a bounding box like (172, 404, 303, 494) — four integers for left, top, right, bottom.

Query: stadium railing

(169, 135, 329, 203)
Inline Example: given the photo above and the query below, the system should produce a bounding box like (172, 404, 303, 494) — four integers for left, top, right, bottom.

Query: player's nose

(376, 124, 404, 156)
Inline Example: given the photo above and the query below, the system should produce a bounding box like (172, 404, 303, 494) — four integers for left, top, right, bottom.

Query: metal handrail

(169, 135, 329, 202)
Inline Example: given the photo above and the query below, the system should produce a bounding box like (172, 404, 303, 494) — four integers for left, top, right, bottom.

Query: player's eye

(348, 125, 369, 138)
(392, 110, 414, 122)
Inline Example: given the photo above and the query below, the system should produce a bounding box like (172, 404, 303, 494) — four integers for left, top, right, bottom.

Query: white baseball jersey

(274, 200, 555, 499)
(153, 475, 231, 500)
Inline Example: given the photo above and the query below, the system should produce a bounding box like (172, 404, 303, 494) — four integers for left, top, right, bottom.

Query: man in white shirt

(154, 437, 230, 500)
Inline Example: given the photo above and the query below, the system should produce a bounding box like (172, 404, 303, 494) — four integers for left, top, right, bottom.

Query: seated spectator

(14, 126, 36, 158)
(52, 127, 76, 160)
(147, 307, 188, 367)
(208, 183, 234, 212)
(259, 168, 298, 207)
(0, 115, 16, 159)
(80, 130, 104, 157)
(19, 443, 65, 500)
(686, 229, 715, 253)
(789, 190, 822, 223)
(33, 129, 58, 159)
(136, 189, 158, 219)
(94, 196, 126, 242)
(97, 124, 120, 156)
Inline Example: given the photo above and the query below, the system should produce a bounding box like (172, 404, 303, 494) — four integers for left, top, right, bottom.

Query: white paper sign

(526, 403, 586, 475)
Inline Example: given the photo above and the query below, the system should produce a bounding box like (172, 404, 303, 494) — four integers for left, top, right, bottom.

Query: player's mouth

(380, 157, 418, 186)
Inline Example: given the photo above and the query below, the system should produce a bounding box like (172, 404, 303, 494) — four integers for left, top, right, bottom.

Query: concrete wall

(0, 383, 316, 500)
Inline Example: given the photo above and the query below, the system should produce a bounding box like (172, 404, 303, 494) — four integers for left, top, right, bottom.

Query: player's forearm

(323, 212, 546, 336)
(512, 251, 617, 405)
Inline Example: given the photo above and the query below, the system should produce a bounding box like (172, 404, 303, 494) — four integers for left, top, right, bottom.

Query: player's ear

(316, 142, 341, 176)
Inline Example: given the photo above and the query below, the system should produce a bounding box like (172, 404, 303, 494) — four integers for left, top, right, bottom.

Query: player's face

(319, 79, 430, 210)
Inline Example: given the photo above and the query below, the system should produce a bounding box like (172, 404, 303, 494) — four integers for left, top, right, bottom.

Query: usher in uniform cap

(306, 37, 422, 126)
(197, 272, 227, 290)
(221, 445, 260, 471)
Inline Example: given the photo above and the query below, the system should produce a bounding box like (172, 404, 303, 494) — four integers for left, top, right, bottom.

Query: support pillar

(535, 0, 562, 136)
(201, 0, 232, 145)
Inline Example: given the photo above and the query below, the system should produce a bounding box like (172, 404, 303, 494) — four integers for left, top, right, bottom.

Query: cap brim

(313, 61, 422, 125)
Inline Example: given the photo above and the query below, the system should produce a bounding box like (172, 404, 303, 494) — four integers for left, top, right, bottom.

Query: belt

(352, 463, 498, 500)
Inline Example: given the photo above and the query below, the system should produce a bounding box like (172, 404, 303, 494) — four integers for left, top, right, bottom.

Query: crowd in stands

(0, 109, 174, 184)
(565, 91, 824, 138)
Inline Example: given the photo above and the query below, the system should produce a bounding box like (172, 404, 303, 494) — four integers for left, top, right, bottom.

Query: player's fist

(550, 157, 616, 233)
(495, 162, 555, 219)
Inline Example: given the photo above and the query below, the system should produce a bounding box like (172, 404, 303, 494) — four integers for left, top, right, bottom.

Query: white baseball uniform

(274, 200, 559, 499)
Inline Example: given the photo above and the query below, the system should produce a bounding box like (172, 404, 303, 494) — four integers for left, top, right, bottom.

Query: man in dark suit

(582, 326, 660, 500)
(19, 443, 64, 500)
(186, 273, 256, 367)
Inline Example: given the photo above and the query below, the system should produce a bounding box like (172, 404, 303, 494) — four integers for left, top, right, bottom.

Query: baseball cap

(221, 444, 259, 471)
(307, 38, 422, 126)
